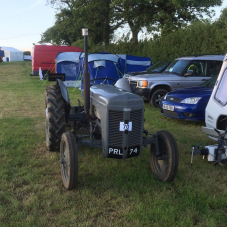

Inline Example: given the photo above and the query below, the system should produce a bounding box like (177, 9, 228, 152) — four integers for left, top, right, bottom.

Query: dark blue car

(160, 76, 218, 121)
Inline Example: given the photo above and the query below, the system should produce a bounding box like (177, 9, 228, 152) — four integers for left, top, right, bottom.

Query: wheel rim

(155, 141, 169, 175)
(60, 141, 69, 184)
(156, 155, 168, 174)
(155, 93, 165, 106)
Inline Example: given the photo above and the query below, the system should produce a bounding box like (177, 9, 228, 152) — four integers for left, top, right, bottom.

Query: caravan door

(204, 56, 227, 131)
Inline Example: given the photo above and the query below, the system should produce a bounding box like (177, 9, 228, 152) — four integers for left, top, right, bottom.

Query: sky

(0, 0, 227, 52)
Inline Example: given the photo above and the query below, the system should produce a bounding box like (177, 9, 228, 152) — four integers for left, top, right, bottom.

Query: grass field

(0, 61, 226, 226)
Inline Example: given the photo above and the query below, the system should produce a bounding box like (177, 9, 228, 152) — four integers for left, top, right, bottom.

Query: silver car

(128, 55, 224, 108)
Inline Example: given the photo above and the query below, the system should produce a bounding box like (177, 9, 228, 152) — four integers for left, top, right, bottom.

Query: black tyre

(60, 132, 78, 190)
(93, 123, 102, 140)
(150, 130, 179, 182)
(150, 89, 168, 108)
(45, 85, 65, 151)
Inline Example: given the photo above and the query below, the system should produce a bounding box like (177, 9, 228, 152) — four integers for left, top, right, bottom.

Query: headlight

(180, 97, 202, 104)
(138, 80, 148, 87)
(163, 94, 167, 100)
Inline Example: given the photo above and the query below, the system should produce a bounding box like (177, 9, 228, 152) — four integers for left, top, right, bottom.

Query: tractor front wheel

(150, 130, 179, 182)
(60, 132, 78, 190)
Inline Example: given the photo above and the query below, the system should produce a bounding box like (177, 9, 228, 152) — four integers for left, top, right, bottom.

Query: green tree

(46, 0, 117, 46)
(39, 8, 81, 45)
(213, 7, 227, 29)
(111, 0, 223, 43)
(45, 0, 223, 45)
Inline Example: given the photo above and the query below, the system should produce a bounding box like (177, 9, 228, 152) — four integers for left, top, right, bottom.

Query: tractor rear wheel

(150, 130, 179, 182)
(45, 85, 65, 151)
(60, 132, 78, 190)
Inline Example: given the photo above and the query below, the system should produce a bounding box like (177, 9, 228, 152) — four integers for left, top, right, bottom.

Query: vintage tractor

(45, 29, 179, 190)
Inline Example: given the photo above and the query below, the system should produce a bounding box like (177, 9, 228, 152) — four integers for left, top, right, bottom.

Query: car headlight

(180, 97, 202, 104)
(163, 94, 167, 100)
(138, 80, 148, 87)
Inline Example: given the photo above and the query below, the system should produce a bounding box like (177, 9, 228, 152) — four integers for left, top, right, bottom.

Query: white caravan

(192, 55, 227, 165)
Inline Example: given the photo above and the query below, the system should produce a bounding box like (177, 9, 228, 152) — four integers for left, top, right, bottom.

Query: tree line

(40, 0, 227, 63)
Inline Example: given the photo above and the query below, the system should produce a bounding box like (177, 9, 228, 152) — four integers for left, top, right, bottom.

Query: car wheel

(150, 89, 168, 108)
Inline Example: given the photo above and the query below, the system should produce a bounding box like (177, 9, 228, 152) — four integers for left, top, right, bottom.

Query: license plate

(127, 146, 140, 158)
(163, 104, 174, 111)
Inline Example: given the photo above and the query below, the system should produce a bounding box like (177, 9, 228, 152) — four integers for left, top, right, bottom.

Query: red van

(30, 45, 83, 76)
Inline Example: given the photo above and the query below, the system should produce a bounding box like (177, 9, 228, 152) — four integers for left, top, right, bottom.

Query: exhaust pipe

(82, 28, 90, 116)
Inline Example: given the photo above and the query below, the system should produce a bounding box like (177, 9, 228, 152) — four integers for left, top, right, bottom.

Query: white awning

(88, 54, 119, 63)
(56, 52, 81, 63)
(126, 60, 151, 66)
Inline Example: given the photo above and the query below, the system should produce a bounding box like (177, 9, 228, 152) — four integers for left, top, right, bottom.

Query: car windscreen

(147, 62, 170, 72)
(201, 75, 218, 88)
(164, 60, 190, 74)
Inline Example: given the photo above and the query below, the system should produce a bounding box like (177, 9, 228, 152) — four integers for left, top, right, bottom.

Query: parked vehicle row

(125, 54, 225, 121)
(160, 76, 218, 121)
(127, 55, 224, 108)
(124, 61, 171, 79)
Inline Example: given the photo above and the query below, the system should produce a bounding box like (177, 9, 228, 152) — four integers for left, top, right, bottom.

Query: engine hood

(167, 86, 213, 98)
(127, 71, 157, 76)
(129, 72, 180, 81)
(90, 84, 144, 111)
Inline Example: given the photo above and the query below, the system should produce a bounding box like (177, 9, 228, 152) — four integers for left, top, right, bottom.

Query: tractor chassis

(66, 105, 160, 154)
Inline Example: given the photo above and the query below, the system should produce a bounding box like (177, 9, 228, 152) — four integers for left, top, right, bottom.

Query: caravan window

(214, 68, 227, 106)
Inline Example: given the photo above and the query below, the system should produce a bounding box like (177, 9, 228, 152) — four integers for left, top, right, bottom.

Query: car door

(207, 60, 223, 78)
(181, 60, 211, 88)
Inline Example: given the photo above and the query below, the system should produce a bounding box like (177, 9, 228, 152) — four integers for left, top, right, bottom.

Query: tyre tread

(150, 130, 179, 182)
(45, 85, 65, 151)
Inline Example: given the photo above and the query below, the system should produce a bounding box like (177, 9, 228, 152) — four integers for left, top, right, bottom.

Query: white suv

(127, 55, 224, 108)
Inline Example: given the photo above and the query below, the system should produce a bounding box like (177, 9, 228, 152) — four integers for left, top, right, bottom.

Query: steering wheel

(90, 78, 117, 85)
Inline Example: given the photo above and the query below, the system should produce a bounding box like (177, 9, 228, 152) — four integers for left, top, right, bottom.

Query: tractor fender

(57, 79, 71, 106)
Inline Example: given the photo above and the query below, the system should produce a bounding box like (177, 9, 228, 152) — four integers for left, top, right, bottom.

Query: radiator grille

(162, 109, 179, 117)
(130, 80, 137, 86)
(129, 81, 137, 92)
(108, 111, 123, 147)
(167, 96, 182, 103)
(128, 110, 143, 147)
(108, 110, 143, 148)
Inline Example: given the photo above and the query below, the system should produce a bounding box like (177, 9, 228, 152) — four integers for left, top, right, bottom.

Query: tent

(0, 50, 4, 62)
(56, 52, 82, 87)
(118, 54, 151, 74)
(0, 47, 23, 61)
(0, 50, 4, 57)
(80, 53, 122, 89)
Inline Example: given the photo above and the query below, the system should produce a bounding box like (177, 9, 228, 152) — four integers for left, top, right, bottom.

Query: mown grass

(0, 61, 226, 226)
